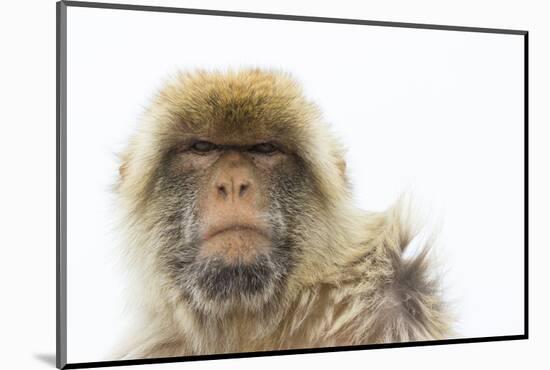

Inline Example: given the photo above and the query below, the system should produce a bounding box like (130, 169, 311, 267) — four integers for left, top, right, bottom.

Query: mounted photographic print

(56, 1, 528, 369)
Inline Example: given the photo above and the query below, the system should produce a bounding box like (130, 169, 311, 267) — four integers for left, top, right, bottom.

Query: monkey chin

(186, 229, 284, 315)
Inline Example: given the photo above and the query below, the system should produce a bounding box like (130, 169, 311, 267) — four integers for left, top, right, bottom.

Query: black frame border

(56, 1, 529, 369)
(56, 1, 67, 369)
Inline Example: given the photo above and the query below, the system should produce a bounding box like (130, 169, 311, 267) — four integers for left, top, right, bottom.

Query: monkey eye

(191, 141, 217, 153)
(249, 143, 278, 155)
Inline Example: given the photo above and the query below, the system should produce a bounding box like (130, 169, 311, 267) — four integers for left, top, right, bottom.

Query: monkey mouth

(203, 224, 270, 241)
(200, 224, 272, 264)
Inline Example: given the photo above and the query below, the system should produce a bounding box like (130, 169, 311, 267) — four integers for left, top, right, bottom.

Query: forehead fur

(149, 69, 320, 146)
(119, 68, 350, 209)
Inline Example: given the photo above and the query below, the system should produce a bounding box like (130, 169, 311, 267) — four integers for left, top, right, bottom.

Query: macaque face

(153, 134, 311, 313)
(118, 70, 339, 314)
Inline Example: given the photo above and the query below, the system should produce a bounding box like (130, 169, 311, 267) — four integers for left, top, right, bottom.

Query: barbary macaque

(114, 69, 450, 359)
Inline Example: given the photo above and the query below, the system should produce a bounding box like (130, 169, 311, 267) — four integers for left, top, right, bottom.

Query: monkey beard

(155, 180, 296, 317)
(178, 248, 290, 316)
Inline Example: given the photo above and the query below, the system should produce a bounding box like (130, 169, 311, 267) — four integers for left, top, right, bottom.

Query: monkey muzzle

(199, 222, 272, 265)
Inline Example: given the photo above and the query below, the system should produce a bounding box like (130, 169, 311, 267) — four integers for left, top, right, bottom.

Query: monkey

(113, 69, 451, 360)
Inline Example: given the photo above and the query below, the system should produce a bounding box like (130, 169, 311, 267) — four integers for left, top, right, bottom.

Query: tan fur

(113, 69, 451, 360)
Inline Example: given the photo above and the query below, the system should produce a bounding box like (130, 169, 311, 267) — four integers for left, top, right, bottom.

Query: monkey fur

(114, 69, 451, 359)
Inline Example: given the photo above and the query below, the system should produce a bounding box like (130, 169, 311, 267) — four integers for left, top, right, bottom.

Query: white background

(65, 5, 525, 363)
(0, 0, 548, 369)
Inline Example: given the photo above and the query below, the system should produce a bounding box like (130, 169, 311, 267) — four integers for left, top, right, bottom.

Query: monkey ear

(118, 153, 130, 181)
(337, 159, 347, 177)
(119, 162, 128, 180)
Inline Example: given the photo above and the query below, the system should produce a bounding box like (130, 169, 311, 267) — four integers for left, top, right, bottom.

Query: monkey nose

(215, 178, 252, 200)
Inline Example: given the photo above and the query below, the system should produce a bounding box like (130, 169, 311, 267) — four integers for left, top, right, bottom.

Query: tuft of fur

(113, 69, 451, 359)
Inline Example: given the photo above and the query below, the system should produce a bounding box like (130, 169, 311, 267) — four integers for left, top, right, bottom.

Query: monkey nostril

(217, 184, 228, 198)
(239, 182, 250, 197)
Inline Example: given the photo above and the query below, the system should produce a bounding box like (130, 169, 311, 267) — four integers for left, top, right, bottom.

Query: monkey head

(117, 69, 354, 317)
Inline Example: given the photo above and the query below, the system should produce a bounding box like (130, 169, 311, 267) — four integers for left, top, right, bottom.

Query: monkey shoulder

(324, 217, 451, 344)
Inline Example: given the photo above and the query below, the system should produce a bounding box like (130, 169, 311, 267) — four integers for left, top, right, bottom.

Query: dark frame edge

(63, 335, 528, 369)
(57, 1, 68, 369)
(62, 0, 527, 35)
(523, 31, 529, 339)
